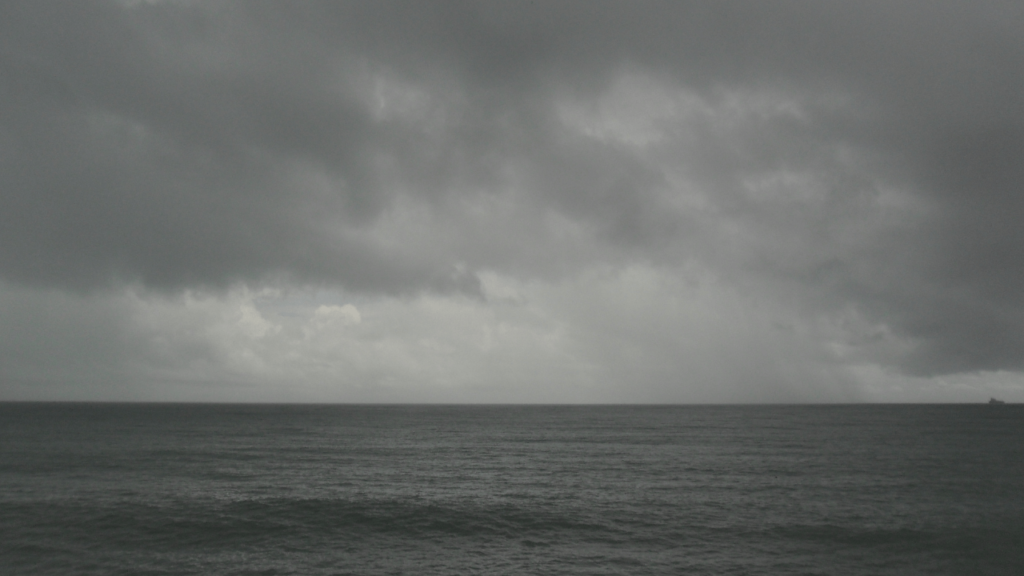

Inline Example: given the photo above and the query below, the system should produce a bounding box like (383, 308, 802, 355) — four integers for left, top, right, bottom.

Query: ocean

(1, 403, 1021, 575)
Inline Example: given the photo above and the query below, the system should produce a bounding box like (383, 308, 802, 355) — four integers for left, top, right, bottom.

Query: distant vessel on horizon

(988, 398, 1006, 405)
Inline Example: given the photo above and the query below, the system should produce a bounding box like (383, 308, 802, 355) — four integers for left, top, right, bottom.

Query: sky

(2, 0, 1023, 403)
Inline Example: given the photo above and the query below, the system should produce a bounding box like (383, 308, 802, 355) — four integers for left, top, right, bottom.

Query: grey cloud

(2, 0, 1024, 377)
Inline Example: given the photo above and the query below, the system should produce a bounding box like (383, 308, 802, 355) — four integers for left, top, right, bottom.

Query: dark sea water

(1, 404, 1022, 575)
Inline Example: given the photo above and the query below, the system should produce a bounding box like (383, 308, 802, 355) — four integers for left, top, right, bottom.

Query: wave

(4, 496, 630, 550)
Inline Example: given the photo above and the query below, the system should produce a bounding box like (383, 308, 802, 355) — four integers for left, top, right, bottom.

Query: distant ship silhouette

(988, 397, 1006, 405)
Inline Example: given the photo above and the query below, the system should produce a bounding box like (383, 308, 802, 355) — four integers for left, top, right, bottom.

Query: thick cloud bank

(2, 1, 1023, 401)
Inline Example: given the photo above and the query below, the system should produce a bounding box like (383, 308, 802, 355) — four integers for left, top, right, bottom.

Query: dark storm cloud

(1, 0, 1023, 376)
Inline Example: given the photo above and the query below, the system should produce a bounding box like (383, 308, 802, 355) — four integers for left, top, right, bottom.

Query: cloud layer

(2, 1, 1024, 401)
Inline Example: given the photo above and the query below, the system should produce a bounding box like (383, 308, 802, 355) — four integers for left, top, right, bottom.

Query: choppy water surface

(2, 404, 1022, 575)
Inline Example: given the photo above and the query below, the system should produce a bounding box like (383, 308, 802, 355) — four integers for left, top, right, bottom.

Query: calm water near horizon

(1, 403, 1022, 575)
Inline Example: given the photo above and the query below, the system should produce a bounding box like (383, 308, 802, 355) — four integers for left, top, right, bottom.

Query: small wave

(222, 497, 623, 540)
(5, 496, 629, 553)
(774, 523, 934, 547)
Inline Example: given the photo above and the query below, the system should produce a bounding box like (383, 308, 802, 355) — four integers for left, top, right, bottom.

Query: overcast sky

(2, 0, 1023, 403)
